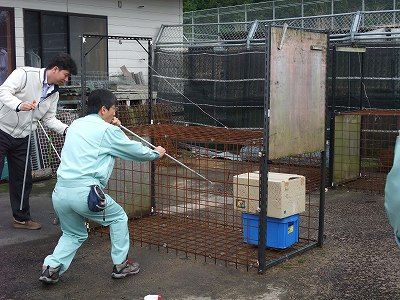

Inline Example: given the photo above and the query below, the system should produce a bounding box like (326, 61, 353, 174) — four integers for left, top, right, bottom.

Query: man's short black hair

(87, 89, 118, 115)
(46, 53, 77, 75)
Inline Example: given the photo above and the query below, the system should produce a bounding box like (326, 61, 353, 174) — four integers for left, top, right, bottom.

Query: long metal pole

(37, 120, 62, 226)
(37, 121, 61, 160)
(119, 125, 213, 184)
(20, 110, 35, 210)
(148, 40, 155, 211)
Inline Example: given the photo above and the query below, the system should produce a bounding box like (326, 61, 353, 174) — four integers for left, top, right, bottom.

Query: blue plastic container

(242, 213, 299, 249)
(1, 158, 9, 181)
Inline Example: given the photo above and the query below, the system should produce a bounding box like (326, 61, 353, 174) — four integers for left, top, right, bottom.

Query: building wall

(1, 0, 182, 75)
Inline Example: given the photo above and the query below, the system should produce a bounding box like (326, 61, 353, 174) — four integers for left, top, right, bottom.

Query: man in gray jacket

(0, 53, 77, 230)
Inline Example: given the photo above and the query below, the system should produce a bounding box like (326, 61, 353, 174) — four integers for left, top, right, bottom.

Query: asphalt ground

(0, 179, 399, 300)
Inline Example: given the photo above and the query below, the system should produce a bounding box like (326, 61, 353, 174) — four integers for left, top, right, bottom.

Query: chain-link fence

(160, 10, 400, 47)
(328, 45, 400, 111)
(183, 0, 398, 25)
(153, 46, 264, 128)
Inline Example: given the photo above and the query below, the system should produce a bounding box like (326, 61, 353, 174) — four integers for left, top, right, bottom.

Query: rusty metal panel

(269, 27, 327, 159)
(333, 110, 400, 194)
(333, 114, 361, 185)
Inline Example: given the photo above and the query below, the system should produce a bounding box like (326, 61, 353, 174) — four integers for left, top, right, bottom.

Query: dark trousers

(0, 129, 32, 221)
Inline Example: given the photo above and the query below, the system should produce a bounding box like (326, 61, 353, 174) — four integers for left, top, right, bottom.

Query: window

(42, 13, 68, 66)
(69, 15, 107, 76)
(23, 10, 107, 75)
(0, 7, 15, 85)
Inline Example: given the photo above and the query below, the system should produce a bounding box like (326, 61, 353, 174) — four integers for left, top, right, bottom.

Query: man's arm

(40, 94, 68, 135)
(0, 68, 27, 111)
(103, 125, 164, 162)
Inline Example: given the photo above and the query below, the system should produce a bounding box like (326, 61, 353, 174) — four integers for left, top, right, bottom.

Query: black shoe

(39, 265, 60, 284)
(112, 260, 140, 279)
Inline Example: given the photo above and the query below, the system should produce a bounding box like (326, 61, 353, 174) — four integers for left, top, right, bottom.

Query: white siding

(14, 8, 24, 66)
(3, 0, 182, 77)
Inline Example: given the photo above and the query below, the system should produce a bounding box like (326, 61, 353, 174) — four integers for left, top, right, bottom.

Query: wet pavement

(0, 179, 399, 300)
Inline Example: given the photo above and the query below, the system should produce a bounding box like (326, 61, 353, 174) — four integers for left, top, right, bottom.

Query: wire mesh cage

(28, 27, 324, 273)
(38, 95, 324, 272)
(332, 109, 400, 194)
(102, 119, 324, 271)
(327, 44, 400, 194)
(32, 25, 328, 273)
(119, 26, 328, 273)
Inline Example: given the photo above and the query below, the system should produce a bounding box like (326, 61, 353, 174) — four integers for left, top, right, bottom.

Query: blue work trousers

(43, 185, 129, 275)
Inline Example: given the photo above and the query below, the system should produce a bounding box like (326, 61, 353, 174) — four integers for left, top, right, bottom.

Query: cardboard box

(242, 213, 299, 249)
(233, 172, 305, 218)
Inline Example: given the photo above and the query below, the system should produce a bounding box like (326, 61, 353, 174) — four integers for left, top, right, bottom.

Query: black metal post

(318, 37, 330, 247)
(359, 51, 365, 110)
(258, 25, 271, 274)
(318, 149, 327, 246)
(358, 51, 365, 174)
(328, 46, 336, 187)
(212, 52, 216, 126)
(80, 36, 86, 116)
(347, 52, 351, 108)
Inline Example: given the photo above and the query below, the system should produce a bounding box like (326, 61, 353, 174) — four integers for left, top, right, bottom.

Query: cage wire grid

(35, 93, 323, 271)
(38, 109, 323, 271)
(332, 109, 400, 194)
(133, 25, 327, 271)
(326, 43, 400, 193)
(93, 122, 323, 271)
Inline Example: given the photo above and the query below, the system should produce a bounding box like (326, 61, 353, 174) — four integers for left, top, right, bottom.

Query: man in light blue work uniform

(385, 132, 400, 247)
(39, 88, 166, 284)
